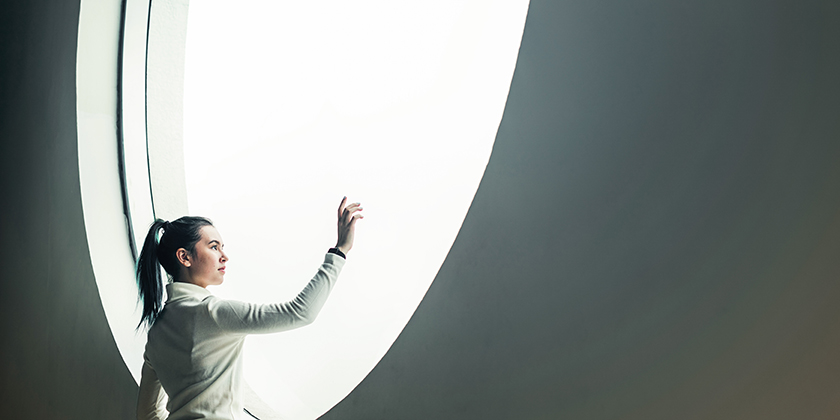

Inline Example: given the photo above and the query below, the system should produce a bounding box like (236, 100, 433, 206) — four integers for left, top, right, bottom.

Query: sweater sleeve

(137, 358, 169, 420)
(207, 252, 345, 334)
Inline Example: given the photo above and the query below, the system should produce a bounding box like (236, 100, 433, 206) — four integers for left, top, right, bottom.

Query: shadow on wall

(0, 0, 138, 418)
(322, 1, 840, 419)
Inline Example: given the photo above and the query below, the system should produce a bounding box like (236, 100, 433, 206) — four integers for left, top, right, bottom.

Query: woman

(136, 197, 363, 420)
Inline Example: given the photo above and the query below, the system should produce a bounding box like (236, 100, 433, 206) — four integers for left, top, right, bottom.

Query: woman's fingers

(337, 196, 348, 219)
(342, 203, 362, 223)
(347, 212, 364, 226)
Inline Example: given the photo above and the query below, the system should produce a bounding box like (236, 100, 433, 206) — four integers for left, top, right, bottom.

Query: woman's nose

(221, 251, 229, 262)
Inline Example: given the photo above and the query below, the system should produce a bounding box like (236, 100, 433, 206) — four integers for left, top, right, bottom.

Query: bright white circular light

(184, 1, 529, 418)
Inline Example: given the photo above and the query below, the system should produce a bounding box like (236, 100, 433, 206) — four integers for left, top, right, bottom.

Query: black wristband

(328, 247, 346, 259)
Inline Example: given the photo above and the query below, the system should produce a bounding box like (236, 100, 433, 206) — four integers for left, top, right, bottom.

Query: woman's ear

(176, 248, 191, 267)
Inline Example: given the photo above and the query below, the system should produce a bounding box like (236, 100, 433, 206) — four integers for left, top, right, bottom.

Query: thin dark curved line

(145, 0, 157, 221)
(116, 0, 139, 261)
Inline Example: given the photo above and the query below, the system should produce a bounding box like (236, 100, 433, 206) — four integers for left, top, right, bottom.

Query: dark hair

(136, 216, 213, 329)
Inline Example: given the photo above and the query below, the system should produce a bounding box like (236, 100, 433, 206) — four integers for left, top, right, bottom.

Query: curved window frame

(77, 0, 280, 415)
(75, 0, 205, 388)
(78, 1, 530, 418)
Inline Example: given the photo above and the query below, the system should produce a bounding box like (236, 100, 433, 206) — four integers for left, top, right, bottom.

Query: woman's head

(155, 217, 216, 280)
(136, 216, 215, 328)
(172, 224, 228, 288)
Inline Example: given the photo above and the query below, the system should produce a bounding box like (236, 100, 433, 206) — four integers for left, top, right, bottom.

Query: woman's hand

(336, 196, 363, 255)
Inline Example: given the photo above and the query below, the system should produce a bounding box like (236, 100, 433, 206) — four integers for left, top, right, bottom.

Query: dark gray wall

(3, 0, 840, 419)
(322, 1, 840, 419)
(0, 1, 137, 418)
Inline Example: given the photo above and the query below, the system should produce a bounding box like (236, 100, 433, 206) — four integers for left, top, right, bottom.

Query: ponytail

(136, 216, 213, 329)
(136, 219, 168, 329)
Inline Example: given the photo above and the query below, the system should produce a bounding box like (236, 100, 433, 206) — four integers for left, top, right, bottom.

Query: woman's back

(146, 282, 246, 420)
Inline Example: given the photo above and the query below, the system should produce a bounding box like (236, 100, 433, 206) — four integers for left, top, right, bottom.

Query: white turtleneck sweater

(137, 252, 345, 420)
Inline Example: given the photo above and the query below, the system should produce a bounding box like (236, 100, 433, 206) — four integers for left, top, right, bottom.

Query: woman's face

(182, 225, 229, 288)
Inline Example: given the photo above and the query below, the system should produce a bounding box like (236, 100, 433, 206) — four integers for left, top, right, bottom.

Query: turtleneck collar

(165, 281, 212, 303)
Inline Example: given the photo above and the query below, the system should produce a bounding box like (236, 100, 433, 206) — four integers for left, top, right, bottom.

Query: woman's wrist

(328, 247, 347, 259)
(336, 243, 351, 255)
